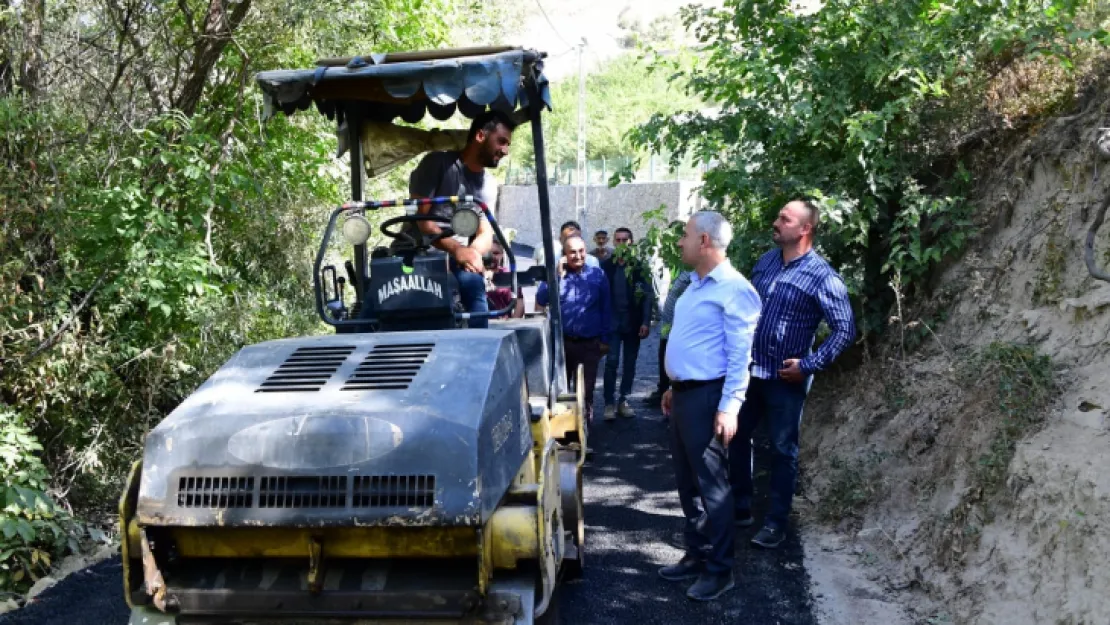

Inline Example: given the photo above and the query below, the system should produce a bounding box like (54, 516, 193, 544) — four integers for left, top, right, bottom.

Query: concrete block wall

(496, 181, 705, 252)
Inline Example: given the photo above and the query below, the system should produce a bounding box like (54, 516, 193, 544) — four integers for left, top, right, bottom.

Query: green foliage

(610, 241, 654, 305)
(0, 407, 74, 593)
(818, 450, 885, 523)
(622, 0, 1107, 336)
(939, 342, 1057, 559)
(0, 0, 491, 536)
(635, 205, 685, 282)
(963, 343, 1056, 495)
(508, 53, 704, 172)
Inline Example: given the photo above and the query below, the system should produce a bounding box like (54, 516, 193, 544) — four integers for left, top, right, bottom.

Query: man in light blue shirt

(658, 211, 761, 602)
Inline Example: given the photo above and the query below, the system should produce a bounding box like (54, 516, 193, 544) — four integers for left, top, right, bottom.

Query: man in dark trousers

(536, 235, 611, 423)
(601, 227, 654, 420)
(659, 211, 761, 601)
(406, 110, 516, 329)
(731, 199, 855, 549)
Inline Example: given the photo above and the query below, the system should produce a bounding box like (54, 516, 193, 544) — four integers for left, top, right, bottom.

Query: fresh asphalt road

(0, 332, 816, 625)
(560, 331, 817, 625)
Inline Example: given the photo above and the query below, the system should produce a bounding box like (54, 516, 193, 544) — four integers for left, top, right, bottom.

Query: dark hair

(614, 227, 633, 241)
(560, 220, 581, 233)
(468, 110, 517, 144)
(794, 198, 820, 231)
(595, 229, 608, 236)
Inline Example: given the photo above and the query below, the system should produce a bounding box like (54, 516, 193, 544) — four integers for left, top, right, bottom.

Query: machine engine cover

(135, 330, 533, 528)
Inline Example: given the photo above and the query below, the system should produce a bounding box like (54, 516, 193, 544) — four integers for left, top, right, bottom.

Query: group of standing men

(536, 221, 654, 423)
(403, 109, 857, 604)
(657, 202, 855, 601)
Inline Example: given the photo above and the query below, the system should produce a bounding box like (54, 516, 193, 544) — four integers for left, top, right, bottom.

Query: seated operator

(403, 110, 517, 329)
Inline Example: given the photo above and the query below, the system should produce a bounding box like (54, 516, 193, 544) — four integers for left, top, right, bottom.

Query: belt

(670, 377, 725, 393)
(565, 335, 600, 343)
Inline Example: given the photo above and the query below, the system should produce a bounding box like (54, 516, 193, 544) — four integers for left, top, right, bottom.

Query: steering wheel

(379, 213, 456, 251)
(315, 197, 519, 329)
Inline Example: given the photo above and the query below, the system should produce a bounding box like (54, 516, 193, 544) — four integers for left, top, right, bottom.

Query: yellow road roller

(119, 46, 587, 625)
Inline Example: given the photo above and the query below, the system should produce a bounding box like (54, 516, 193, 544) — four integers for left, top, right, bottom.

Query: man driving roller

(407, 109, 517, 329)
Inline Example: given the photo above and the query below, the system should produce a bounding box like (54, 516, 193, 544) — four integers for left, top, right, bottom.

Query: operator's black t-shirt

(401, 151, 495, 247)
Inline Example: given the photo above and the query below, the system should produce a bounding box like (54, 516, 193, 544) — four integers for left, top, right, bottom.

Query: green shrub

(622, 0, 1108, 337)
(964, 343, 1057, 495)
(0, 407, 74, 593)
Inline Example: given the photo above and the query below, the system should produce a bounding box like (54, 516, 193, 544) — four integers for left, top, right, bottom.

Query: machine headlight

(451, 207, 480, 238)
(341, 215, 372, 246)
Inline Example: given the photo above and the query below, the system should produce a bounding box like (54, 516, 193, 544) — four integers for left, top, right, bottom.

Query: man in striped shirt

(731, 199, 855, 549)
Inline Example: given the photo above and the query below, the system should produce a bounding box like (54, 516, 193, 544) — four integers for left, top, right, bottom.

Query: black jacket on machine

(601, 256, 655, 335)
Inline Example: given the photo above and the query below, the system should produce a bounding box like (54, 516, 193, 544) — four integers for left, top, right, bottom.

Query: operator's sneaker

(603, 404, 617, 421)
(735, 510, 755, 528)
(617, 399, 635, 418)
(750, 525, 785, 549)
(686, 572, 735, 601)
(658, 555, 703, 582)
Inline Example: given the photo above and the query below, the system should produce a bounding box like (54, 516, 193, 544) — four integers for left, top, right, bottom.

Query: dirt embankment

(800, 77, 1110, 625)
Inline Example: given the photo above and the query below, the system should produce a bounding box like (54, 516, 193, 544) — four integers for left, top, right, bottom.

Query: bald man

(536, 235, 611, 423)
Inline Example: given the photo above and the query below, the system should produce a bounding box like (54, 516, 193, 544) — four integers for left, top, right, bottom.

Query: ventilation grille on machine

(258, 476, 348, 509)
(177, 476, 254, 509)
(353, 475, 436, 508)
(341, 343, 434, 391)
(173, 474, 437, 510)
(256, 346, 355, 393)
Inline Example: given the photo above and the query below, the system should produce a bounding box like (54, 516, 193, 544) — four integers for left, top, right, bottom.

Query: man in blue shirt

(551, 220, 600, 269)
(731, 199, 855, 549)
(658, 211, 761, 602)
(536, 235, 611, 423)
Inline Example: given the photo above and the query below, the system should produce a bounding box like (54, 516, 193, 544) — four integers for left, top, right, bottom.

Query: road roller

(118, 47, 587, 624)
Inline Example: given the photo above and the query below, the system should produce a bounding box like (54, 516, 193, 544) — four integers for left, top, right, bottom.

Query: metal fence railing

(503, 153, 707, 186)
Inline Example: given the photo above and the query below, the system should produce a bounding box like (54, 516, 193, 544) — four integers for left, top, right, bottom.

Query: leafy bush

(963, 343, 1056, 494)
(818, 450, 886, 523)
(0, 0, 499, 515)
(622, 0, 1108, 336)
(1, 407, 73, 593)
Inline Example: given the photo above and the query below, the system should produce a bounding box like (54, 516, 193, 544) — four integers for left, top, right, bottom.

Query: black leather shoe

(751, 525, 785, 548)
(658, 555, 703, 582)
(686, 571, 735, 601)
(735, 510, 754, 527)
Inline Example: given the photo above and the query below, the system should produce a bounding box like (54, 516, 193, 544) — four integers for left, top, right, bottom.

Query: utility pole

(575, 38, 588, 232)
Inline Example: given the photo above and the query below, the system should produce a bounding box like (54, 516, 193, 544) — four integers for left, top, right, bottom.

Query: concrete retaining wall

(496, 181, 704, 251)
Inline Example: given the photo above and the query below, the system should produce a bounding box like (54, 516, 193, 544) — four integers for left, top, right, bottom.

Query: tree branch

(21, 268, 113, 365)
(174, 0, 252, 117)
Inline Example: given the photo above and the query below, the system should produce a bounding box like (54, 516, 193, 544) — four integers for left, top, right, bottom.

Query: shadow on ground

(560, 331, 817, 625)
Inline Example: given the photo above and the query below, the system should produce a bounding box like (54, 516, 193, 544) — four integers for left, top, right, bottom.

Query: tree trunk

(0, 0, 11, 94)
(174, 0, 251, 117)
(18, 0, 45, 97)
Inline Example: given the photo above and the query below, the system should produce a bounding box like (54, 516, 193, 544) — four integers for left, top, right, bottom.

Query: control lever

(322, 265, 347, 320)
(344, 260, 358, 294)
(344, 260, 362, 319)
(336, 276, 347, 319)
